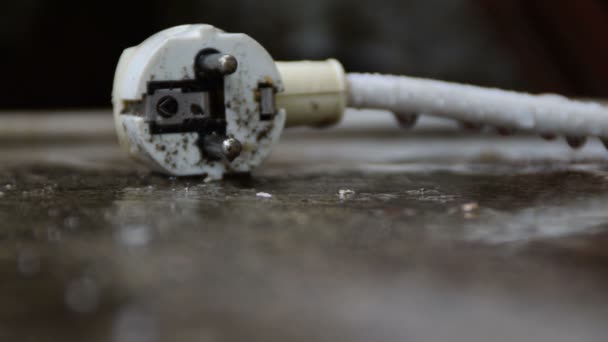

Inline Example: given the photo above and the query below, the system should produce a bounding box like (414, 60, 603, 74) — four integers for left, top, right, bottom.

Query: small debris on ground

(403, 208, 417, 216)
(338, 189, 356, 200)
(256, 192, 273, 199)
(406, 189, 441, 196)
(462, 202, 480, 212)
(115, 225, 152, 247)
(461, 202, 480, 219)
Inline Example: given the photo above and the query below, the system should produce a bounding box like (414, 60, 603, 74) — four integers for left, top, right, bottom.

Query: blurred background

(4, 2, 608, 342)
(3, 0, 608, 109)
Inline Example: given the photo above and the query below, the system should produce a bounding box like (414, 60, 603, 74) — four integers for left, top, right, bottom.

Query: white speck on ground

(256, 192, 273, 199)
(462, 202, 480, 212)
(462, 202, 480, 219)
(116, 225, 152, 247)
(338, 189, 356, 200)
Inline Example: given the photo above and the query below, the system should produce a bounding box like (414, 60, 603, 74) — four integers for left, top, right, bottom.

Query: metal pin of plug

(203, 135, 242, 161)
(197, 53, 238, 76)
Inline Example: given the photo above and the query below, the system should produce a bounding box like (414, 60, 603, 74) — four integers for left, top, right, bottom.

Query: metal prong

(198, 53, 238, 76)
(566, 136, 587, 149)
(203, 135, 242, 161)
(222, 138, 242, 161)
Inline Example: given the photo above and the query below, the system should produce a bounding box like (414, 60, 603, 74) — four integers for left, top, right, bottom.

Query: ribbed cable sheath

(347, 73, 608, 137)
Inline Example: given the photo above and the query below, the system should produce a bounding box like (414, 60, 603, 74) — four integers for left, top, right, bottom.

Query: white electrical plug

(113, 24, 346, 180)
(113, 24, 608, 180)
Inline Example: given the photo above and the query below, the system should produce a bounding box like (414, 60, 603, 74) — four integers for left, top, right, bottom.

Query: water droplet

(393, 112, 419, 129)
(64, 216, 80, 230)
(47, 226, 62, 242)
(460, 121, 483, 131)
(116, 225, 152, 247)
(566, 136, 587, 149)
(113, 305, 159, 342)
(65, 277, 100, 313)
(496, 127, 515, 136)
(540, 132, 557, 141)
(17, 249, 40, 277)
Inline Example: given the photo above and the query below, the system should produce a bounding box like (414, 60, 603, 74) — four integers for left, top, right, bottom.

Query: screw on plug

(222, 138, 242, 161)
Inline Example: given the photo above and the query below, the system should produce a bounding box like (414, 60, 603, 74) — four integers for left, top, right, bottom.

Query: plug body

(113, 24, 349, 179)
(112, 24, 286, 179)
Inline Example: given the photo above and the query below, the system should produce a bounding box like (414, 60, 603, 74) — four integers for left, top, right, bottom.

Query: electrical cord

(347, 73, 608, 142)
(111, 24, 608, 179)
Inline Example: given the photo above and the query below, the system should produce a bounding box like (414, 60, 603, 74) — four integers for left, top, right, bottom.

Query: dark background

(2, 0, 608, 109)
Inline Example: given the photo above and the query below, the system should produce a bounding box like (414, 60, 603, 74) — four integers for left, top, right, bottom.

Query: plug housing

(112, 24, 285, 179)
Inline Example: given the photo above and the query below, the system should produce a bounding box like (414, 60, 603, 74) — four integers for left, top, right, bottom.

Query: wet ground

(2, 111, 608, 342)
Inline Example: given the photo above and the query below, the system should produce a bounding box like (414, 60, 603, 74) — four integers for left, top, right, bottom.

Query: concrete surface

(1, 111, 608, 342)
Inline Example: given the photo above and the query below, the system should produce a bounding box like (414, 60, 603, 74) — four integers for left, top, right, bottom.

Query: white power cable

(347, 73, 608, 138)
(110, 24, 608, 178)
